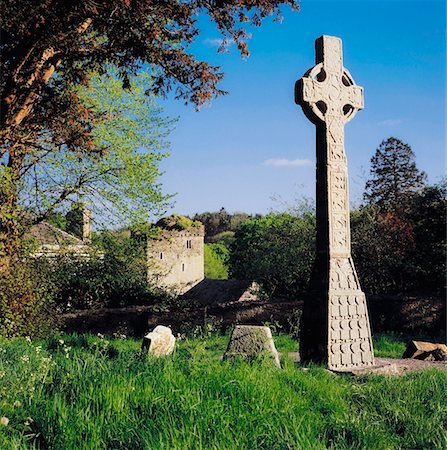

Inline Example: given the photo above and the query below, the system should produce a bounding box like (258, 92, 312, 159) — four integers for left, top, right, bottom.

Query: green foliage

(23, 69, 175, 227)
(204, 243, 229, 279)
(194, 209, 253, 241)
(354, 137, 442, 294)
(352, 182, 446, 294)
(364, 137, 426, 210)
(156, 214, 202, 231)
(65, 202, 84, 239)
(42, 230, 155, 310)
(0, 333, 446, 449)
(0, 167, 24, 265)
(351, 206, 409, 294)
(408, 182, 447, 289)
(0, 260, 57, 338)
(230, 213, 316, 298)
(44, 211, 67, 231)
(207, 230, 236, 246)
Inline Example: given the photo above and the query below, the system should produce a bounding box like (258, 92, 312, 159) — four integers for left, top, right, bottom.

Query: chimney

(66, 203, 92, 243)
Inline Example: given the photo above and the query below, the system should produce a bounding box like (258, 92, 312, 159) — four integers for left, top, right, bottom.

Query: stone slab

(352, 357, 447, 376)
(350, 363, 404, 376)
(402, 340, 447, 361)
(283, 353, 447, 376)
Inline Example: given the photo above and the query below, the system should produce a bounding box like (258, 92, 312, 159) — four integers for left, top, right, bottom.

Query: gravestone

(295, 35, 374, 371)
(142, 325, 176, 357)
(224, 325, 281, 368)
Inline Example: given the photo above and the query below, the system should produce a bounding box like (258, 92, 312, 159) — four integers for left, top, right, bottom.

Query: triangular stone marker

(224, 325, 281, 368)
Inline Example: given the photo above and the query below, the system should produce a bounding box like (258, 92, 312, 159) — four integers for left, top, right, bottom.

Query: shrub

(229, 213, 316, 298)
(0, 260, 57, 337)
(42, 230, 157, 310)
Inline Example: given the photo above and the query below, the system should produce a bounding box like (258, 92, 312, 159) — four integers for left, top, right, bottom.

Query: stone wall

(147, 226, 204, 294)
(61, 294, 446, 338)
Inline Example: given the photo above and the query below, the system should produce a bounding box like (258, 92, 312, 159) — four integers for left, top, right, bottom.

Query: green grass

(0, 333, 446, 449)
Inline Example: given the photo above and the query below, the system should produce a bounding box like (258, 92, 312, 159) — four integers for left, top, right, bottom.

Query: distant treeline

(192, 208, 260, 243)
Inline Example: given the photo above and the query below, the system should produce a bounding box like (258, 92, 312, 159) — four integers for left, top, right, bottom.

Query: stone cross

(295, 36, 374, 371)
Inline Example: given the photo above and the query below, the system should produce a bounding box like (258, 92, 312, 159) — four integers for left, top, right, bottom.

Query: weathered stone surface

(284, 354, 447, 375)
(366, 357, 447, 374)
(351, 363, 404, 377)
(403, 341, 447, 361)
(295, 35, 374, 371)
(142, 325, 176, 357)
(224, 325, 281, 368)
(430, 348, 447, 361)
(147, 217, 205, 295)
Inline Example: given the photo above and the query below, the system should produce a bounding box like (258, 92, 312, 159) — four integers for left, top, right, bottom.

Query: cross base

(300, 256, 375, 370)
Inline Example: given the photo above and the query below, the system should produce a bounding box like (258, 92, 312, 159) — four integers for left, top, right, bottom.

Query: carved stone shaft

(295, 35, 374, 370)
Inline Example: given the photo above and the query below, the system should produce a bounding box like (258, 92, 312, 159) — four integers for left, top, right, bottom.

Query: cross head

(295, 36, 364, 125)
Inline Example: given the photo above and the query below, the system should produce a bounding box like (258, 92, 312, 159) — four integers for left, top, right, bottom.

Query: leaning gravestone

(142, 325, 176, 357)
(295, 35, 375, 371)
(224, 325, 281, 368)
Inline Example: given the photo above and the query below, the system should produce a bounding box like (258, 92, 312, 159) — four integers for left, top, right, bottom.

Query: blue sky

(158, 0, 446, 216)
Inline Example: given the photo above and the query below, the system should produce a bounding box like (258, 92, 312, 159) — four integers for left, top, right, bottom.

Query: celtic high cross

(295, 36, 374, 370)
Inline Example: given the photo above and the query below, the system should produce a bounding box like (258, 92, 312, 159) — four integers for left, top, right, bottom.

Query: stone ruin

(147, 216, 205, 295)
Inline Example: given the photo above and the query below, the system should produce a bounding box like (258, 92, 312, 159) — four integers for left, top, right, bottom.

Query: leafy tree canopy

(353, 181, 446, 294)
(1, 0, 298, 144)
(194, 208, 255, 240)
(0, 0, 298, 267)
(19, 69, 175, 227)
(229, 212, 316, 298)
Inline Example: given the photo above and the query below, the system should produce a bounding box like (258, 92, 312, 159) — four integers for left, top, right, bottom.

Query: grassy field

(0, 332, 446, 449)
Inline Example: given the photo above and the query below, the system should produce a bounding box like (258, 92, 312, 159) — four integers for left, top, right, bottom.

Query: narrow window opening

(182, 263, 185, 272)
(160, 252, 163, 260)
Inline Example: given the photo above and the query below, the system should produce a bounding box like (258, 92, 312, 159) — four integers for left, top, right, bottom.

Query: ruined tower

(147, 215, 204, 294)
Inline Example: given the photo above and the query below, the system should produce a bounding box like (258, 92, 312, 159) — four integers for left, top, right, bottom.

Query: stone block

(402, 341, 447, 361)
(224, 325, 281, 368)
(142, 325, 176, 357)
